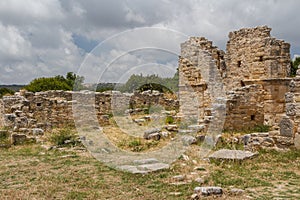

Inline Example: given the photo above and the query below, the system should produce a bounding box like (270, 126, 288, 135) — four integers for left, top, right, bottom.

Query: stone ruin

(0, 26, 300, 150)
(179, 25, 299, 150)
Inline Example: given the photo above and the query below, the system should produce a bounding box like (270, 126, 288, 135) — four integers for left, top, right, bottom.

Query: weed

(165, 116, 174, 124)
(49, 128, 80, 147)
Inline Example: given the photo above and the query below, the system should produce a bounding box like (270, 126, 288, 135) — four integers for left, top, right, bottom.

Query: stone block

(279, 117, 294, 137)
(294, 133, 300, 149)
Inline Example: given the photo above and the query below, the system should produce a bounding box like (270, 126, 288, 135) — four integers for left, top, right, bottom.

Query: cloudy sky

(0, 0, 299, 84)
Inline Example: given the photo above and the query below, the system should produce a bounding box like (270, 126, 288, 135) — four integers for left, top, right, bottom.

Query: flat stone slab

(133, 158, 159, 165)
(117, 159, 169, 174)
(209, 149, 257, 160)
(137, 163, 169, 171)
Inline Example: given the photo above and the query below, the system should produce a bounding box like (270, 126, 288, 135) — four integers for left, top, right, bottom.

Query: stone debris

(117, 158, 169, 174)
(172, 175, 185, 182)
(181, 136, 197, 145)
(229, 188, 245, 195)
(143, 128, 162, 140)
(194, 186, 223, 196)
(209, 149, 258, 160)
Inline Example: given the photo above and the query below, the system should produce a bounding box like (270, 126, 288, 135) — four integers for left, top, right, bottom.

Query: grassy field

(0, 142, 299, 200)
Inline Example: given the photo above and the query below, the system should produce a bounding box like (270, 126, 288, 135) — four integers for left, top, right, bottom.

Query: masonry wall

(225, 26, 291, 90)
(225, 85, 265, 130)
(1, 90, 178, 133)
(178, 26, 292, 133)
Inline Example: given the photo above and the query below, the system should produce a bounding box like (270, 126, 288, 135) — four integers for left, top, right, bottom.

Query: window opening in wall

(259, 56, 263, 62)
(237, 60, 242, 67)
(251, 115, 255, 121)
(241, 80, 245, 87)
(36, 103, 42, 107)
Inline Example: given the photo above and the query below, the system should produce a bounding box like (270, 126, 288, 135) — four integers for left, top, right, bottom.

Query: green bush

(25, 72, 84, 92)
(165, 116, 174, 124)
(0, 88, 15, 98)
(49, 128, 79, 147)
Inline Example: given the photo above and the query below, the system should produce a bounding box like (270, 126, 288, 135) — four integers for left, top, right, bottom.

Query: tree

(291, 57, 300, 76)
(117, 71, 178, 93)
(0, 88, 15, 98)
(24, 72, 84, 92)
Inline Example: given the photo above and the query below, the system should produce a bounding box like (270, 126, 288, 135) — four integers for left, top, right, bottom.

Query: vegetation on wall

(290, 57, 300, 76)
(0, 88, 15, 98)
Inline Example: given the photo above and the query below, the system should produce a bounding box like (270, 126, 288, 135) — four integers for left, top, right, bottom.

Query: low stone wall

(1, 90, 179, 133)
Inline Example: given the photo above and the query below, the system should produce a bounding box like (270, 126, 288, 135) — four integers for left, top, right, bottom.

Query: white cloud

(0, 23, 32, 62)
(0, 0, 300, 84)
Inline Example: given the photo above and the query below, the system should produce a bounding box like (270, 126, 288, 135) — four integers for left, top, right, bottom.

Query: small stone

(166, 124, 178, 132)
(194, 166, 206, 171)
(137, 163, 169, 172)
(169, 192, 182, 196)
(182, 136, 197, 145)
(172, 175, 185, 182)
(230, 188, 244, 195)
(31, 128, 44, 135)
(11, 133, 27, 145)
(188, 124, 205, 131)
(161, 131, 170, 138)
(144, 128, 161, 139)
(209, 149, 258, 160)
(145, 132, 161, 140)
(194, 186, 223, 196)
(191, 193, 199, 200)
(181, 154, 189, 161)
(41, 144, 52, 151)
(195, 178, 204, 184)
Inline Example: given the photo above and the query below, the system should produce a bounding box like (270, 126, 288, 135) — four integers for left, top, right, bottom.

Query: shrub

(165, 116, 174, 124)
(49, 128, 79, 147)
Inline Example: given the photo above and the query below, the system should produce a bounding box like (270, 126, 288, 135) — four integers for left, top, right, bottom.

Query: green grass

(0, 143, 299, 199)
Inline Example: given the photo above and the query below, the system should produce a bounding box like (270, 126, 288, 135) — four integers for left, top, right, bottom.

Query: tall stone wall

(178, 37, 225, 123)
(225, 26, 291, 90)
(178, 26, 292, 133)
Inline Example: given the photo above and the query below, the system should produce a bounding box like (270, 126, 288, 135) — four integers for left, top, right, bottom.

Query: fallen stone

(166, 124, 178, 132)
(118, 165, 147, 174)
(279, 117, 294, 137)
(178, 129, 194, 134)
(191, 193, 199, 200)
(209, 149, 257, 160)
(194, 166, 206, 171)
(31, 128, 44, 136)
(230, 188, 244, 195)
(145, 132, 161, 140)
(182, 136, 197, 145)
(172, 175, 185, 182)
(181, 154, 189, 161)
(188, 124, 205, 131)
(11, 133, 27, 145)
(195, 178, 204, 184)
(133, 158, 159, 165)
(169, 192, 182, 196)
(137, 163, 169, 172)
(161, 131, 170, 138)
(194, 186, 223, 196)
(144, 128, 161, 135)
